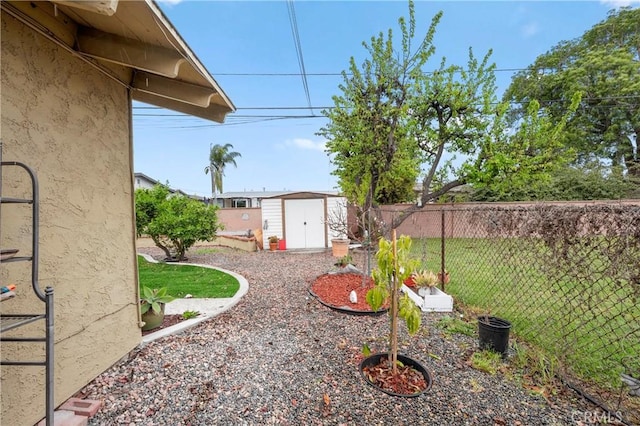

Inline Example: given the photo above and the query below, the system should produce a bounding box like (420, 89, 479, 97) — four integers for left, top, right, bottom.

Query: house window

(233, 199, 247, 208)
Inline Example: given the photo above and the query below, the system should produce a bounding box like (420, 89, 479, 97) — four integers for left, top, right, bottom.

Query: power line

(133, 94, 640, 115)
(135, 116, 319, 129)
(286, 0, 313, 114)
(211, 67, 543, 76)
(134, 105, 333, 110)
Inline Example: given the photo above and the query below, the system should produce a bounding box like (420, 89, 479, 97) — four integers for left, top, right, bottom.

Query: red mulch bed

(310, 272, 387, 312)
(141, 314, 184, 336)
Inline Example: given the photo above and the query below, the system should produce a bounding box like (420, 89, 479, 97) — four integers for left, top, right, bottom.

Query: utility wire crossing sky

(132, 0, 638, 197)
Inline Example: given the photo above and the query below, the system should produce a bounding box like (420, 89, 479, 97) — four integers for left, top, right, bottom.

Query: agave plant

(140, 286, 175, 314)
(413, 270, 439, 289)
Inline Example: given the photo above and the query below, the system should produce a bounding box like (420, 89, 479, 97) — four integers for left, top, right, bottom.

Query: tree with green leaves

(466, 95, 581, 201)
(320, 1, 578, 229)
(366, 232, 421, 377)
(319, 3, 442, 213)
(135, 185, 222, 261)
(503, 7, 639, 193)
(204, 143, 241, 203)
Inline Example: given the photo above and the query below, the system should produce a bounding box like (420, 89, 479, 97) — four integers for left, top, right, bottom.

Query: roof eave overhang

(3, 0, 234, 123)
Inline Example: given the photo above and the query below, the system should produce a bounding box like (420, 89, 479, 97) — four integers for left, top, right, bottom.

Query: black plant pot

(478, 316, 512, 357)
(359, 353, 432, 397)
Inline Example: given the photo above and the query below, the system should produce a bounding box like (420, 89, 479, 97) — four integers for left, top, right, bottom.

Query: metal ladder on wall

(0, 161, 54, 426)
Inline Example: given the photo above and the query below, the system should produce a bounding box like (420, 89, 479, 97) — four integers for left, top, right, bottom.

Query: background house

(214, 190, 294, 208)
(134, 172, 205, 201)
(0, 1, 234, 425)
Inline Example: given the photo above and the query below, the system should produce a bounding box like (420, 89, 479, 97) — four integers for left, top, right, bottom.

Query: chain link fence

(381, 202, 640, 424)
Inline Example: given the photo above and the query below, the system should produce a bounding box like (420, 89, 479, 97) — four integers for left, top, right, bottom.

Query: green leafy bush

(135, 185, 223, 261)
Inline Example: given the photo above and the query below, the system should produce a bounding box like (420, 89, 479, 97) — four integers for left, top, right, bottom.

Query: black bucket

(478, 316, 512, 356)
(359, 352, 432, 397)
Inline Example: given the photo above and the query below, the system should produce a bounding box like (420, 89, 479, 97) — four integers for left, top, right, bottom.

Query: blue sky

(134, 0, 638, 197)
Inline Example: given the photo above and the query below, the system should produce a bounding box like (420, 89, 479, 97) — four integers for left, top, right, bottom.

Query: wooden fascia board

(132, 91, 230, 123)
(143, 0, 235, 112)
(51, 0, 119, 16)
(132, 72, 222, 108)
(76, 26, 186, 78)
(4, 1, 78, 47)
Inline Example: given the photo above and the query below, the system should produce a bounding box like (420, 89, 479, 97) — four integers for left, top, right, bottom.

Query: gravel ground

(81, 246, 596, 425)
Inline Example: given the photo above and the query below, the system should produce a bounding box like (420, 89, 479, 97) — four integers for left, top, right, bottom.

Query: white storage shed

(261, 192, 348, 250)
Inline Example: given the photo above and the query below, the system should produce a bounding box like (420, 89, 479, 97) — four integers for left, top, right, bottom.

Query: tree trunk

(390, 229, 399, 375)
(210, 167, 217, 204)
(151, 235, 172, 260)
(387, 179, 465, 231)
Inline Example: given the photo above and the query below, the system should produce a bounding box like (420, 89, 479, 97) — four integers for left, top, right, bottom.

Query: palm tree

(204, 143, 241, 204)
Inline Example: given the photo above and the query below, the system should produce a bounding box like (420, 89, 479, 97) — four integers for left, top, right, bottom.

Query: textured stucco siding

(1, 11, 140, 426)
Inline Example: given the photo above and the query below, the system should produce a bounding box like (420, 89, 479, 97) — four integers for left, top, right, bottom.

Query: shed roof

(217, 191, 341, 199)
(216, 191, 293, 199)
(2, 0, 234, 122)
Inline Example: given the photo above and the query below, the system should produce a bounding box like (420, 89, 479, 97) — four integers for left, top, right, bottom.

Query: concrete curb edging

(137, 253, 249, 345)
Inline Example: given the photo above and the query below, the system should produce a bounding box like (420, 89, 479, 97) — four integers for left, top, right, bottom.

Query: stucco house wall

(1, 10, 140, 426)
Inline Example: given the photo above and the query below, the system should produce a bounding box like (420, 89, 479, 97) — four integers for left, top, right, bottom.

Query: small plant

(437, 316, 475, 337)
(517, 344, 558, 386)
(362, 343, 371, 357)
(471, 350, 503, 375)
(181, 310, 200, 320)
(413, 269, 438, 289)
(268, 235, 279, 244)
(335, 254, 353, 267)
(366, 233, 421, 372)
(140, 286, 175, 314)
(469, 377, 484, 393)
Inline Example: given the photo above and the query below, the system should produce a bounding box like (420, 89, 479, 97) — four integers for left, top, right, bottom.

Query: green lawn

(410, 237, 639, 390)
(138, 255, 240, 298)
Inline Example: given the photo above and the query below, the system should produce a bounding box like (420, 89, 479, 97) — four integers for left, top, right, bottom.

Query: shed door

(284, 199, 325, 249)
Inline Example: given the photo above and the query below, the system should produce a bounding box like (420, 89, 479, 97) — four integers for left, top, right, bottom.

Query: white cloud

(286, 138, 326, 152)
(600, 0, 640, 7)
(157, 0, 184, 5)
(521, 22, 539, 38)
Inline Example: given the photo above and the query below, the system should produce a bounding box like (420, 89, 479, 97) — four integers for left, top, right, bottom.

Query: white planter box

(401, 284, 453, 312)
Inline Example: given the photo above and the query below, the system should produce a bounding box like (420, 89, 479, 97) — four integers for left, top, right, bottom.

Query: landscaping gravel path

(82, 246, 594, 425)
